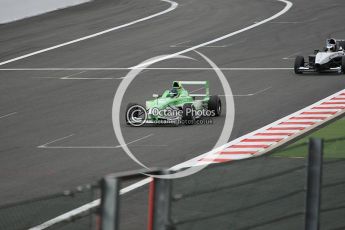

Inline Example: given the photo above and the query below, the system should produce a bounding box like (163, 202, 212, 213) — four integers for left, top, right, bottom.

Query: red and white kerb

(187, 90, 345, 166)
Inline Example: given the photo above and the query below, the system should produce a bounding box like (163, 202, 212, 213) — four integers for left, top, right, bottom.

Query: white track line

(38, 134, 75, 148)
(40, 146, 120, 149)
(171, 45, 228, 48)
(32, 76, 61, 79)
(29, 1, 293, 229)
(60, 70, 124, 79)
(0, 67, 293, 71)
(62, 76, 124, 80)
(282, 52, 301, 60)
(256, 17, 318, 24)
(169, 40, 192, 47)
(34, 74, 125, 80)
(116, 134, 154, 148)
(0, 0, 178, 67)
(60, 71, 87, 79)
(38, 134, 154, 149)
(0, 112, 17, 119)
(220, 86, 272, 97)
(132, 0, 293, 68)
(170, 40, 231, 48)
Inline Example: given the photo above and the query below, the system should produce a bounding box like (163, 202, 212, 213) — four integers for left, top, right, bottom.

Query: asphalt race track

(0, 0, 345, 227)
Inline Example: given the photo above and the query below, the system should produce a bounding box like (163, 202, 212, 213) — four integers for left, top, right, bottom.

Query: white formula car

(294, 38, 345, 74)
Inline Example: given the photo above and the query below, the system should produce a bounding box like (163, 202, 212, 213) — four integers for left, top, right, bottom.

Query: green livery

(126, 81, 221, 126)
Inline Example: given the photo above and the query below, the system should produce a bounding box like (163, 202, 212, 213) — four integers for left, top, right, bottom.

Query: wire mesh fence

(170, 156, 307, 230)
(1, 157, 344, 230)
(118, 184, 150, 230)
(320, 159, 345, 230)
(271, 116, 345, 230)
(0, 184, 100, 230)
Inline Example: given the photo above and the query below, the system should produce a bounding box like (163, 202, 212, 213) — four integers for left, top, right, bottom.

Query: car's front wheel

(208, 95, 221, 117)
(341, 56, 345, 74)
(182, 104, 195, 125)
(294, 56, 304, 74)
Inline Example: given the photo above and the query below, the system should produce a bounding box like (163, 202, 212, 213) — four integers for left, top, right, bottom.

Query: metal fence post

(100, 176, 120, 230)
(152, 173, 173, 230)
(305, 138, 323, 230)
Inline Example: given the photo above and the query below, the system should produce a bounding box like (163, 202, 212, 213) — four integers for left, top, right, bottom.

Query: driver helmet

(169, 88, 178, 98)
(327, 39, 336, 51)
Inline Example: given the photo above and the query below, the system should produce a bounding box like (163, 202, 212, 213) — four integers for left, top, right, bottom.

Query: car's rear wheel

(341, 56, 345, 74)
(208, 95, 221, 117)
(182, 104, 195, 125)
(294, 56, 304, 74)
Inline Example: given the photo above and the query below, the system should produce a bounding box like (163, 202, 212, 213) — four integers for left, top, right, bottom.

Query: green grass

(273, 117, 345, 159)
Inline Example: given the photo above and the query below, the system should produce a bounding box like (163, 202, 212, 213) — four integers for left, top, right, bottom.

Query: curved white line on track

(133, 0, 293, 68)
(0, 0, 178, 67)
(28, 0, 293, 229)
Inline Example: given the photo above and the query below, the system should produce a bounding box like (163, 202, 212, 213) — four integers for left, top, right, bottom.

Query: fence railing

(99, 138, 328, 230)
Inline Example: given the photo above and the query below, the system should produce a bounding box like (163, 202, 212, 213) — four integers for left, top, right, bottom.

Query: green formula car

(125, 81, 221, 126)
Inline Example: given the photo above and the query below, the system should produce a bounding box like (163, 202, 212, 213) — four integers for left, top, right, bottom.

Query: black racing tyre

(208, 95, 221, 117)
(125, 103, 144, 125)
(182, 104, 195, 125)
(294, 56, 304, 74)
(341, 56, 345, 74)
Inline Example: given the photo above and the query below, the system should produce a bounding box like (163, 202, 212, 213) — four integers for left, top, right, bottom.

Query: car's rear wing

(173, 81, 209, 97)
